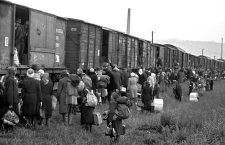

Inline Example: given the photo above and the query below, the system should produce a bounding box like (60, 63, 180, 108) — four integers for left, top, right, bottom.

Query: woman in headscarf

(127, 72, 138, 107)
(40, 73, 53, 126)
(21, 68, 42, 129)
(79, 77, 95, 132)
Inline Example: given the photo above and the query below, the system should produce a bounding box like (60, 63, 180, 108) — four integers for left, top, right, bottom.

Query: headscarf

(27, 68, 34, 78)
(147, 75, 155, 88)
(42, 73, 50, 85)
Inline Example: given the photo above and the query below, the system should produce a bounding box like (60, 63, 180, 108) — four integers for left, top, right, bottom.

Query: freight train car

(154, 44, 171, 68)
(138, 39, 154, 69)
(188, 54, 195, 68)
(125, 35, 139, 69)
(164, 44, 179, 68)
(65, 19, 102, 73)
(175, 46, 186, 68)
(0, 1, 66, 75)
(183, 53, 189, 68)
(101, 28, 127, 68)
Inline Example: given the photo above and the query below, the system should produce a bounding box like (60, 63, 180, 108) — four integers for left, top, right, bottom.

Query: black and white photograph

(0, 0, 225, 144)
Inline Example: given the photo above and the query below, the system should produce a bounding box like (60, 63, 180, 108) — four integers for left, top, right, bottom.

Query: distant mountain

(155, 39, 223, 59)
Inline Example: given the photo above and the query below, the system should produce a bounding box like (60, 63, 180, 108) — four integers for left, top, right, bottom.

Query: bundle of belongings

(2, 109, 19, 126)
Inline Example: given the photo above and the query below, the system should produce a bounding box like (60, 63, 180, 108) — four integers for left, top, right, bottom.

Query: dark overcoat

(141, 83, 153, 110)
(21, 77, 42, 116)
(88, 72, 98, 91)
(112, 70, 122, 91)
(80, 89, 94, 125)
(107, 92, 123, 136)
(4, 76, 19, 106)
(56, 76, 70, 114)
(121, 70, 130, 88)
(40, 80, 53, 118)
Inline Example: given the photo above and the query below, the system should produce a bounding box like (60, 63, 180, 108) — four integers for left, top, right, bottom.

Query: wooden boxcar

(194, 56, 200, 68)
(138, 39, 153, 69)
(189, 54, 197, 68)
(125, 35, 139, 69)
(164, 44, 178, 68)
(65, 19, 102, 73)
(175, 47, 186, 68)
(184, 53, 189, 68)
(101, 28, 126, 68)
(0, 1, 66, 74)
(153, 43, 171, 68)
(143, 41, 153, 68)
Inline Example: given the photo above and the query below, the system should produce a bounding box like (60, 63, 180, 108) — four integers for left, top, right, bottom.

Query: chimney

(126, 8, 131, 35)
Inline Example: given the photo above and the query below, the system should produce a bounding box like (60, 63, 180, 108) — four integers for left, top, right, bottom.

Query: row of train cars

(0, 1, 225, 76)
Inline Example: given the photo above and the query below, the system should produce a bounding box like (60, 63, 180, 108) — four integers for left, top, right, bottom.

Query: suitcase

(152, 98, 163, 112)
(93, 112, 102, 125)
(189, 92, 199, 102)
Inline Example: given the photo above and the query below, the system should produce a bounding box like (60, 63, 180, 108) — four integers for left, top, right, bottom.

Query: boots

(62, 114, 67, 126)
(68, 114, 73, 126)
(45, 118, 49, 126)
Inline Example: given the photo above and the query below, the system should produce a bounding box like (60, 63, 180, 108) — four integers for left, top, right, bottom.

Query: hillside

(156, 39, 223, 59)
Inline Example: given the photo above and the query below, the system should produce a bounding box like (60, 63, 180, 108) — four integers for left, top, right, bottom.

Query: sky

(9, 0, 225, 43)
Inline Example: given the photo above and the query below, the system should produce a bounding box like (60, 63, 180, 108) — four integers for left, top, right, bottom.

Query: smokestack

(126, 8, 131, 35)
(221, 38, 223, 59)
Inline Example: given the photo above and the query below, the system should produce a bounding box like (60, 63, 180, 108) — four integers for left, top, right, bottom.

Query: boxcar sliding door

(29, 9, 56, 68)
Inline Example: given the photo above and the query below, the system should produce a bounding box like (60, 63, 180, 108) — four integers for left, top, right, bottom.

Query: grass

(1, 80, 225, 145)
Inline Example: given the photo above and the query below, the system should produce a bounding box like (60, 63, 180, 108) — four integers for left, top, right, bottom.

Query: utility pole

(202, 49, 204, 56)
(214, 56, 216, 68)
(221, 38, 223, 59)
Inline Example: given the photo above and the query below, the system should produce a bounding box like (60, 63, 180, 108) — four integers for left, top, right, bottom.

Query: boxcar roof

(164, 44, 187, 53)
(198, 55, 212, 60)
(217, 59, 225, 62)
(5, 0, 66, 20)
(66, 17, 103, 28)
(164, 44, 177, 50)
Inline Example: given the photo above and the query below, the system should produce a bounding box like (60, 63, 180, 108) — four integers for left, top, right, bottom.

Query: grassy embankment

(1, 80, 225, 145)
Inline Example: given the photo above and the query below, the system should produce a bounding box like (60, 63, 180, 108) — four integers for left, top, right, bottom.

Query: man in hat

(15, 19, 25, 64)
(88, 68, 98, 93)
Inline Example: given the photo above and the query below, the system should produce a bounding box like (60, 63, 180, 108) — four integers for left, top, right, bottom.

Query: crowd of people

(0, 62, 221, 143)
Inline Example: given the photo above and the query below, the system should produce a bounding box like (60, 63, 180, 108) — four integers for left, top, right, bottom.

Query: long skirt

(80, 106, 94, 125)
(42, 95, 52, 118)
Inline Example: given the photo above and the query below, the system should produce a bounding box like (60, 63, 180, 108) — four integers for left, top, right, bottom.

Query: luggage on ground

(152, 98, 163, 112)
(189, 92, 199, 102)
(93, 112, 102, 125)
(2, 110, 19, 126)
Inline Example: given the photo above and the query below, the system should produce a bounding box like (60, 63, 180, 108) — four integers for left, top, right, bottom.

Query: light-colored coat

(128, 76, 138, 98)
